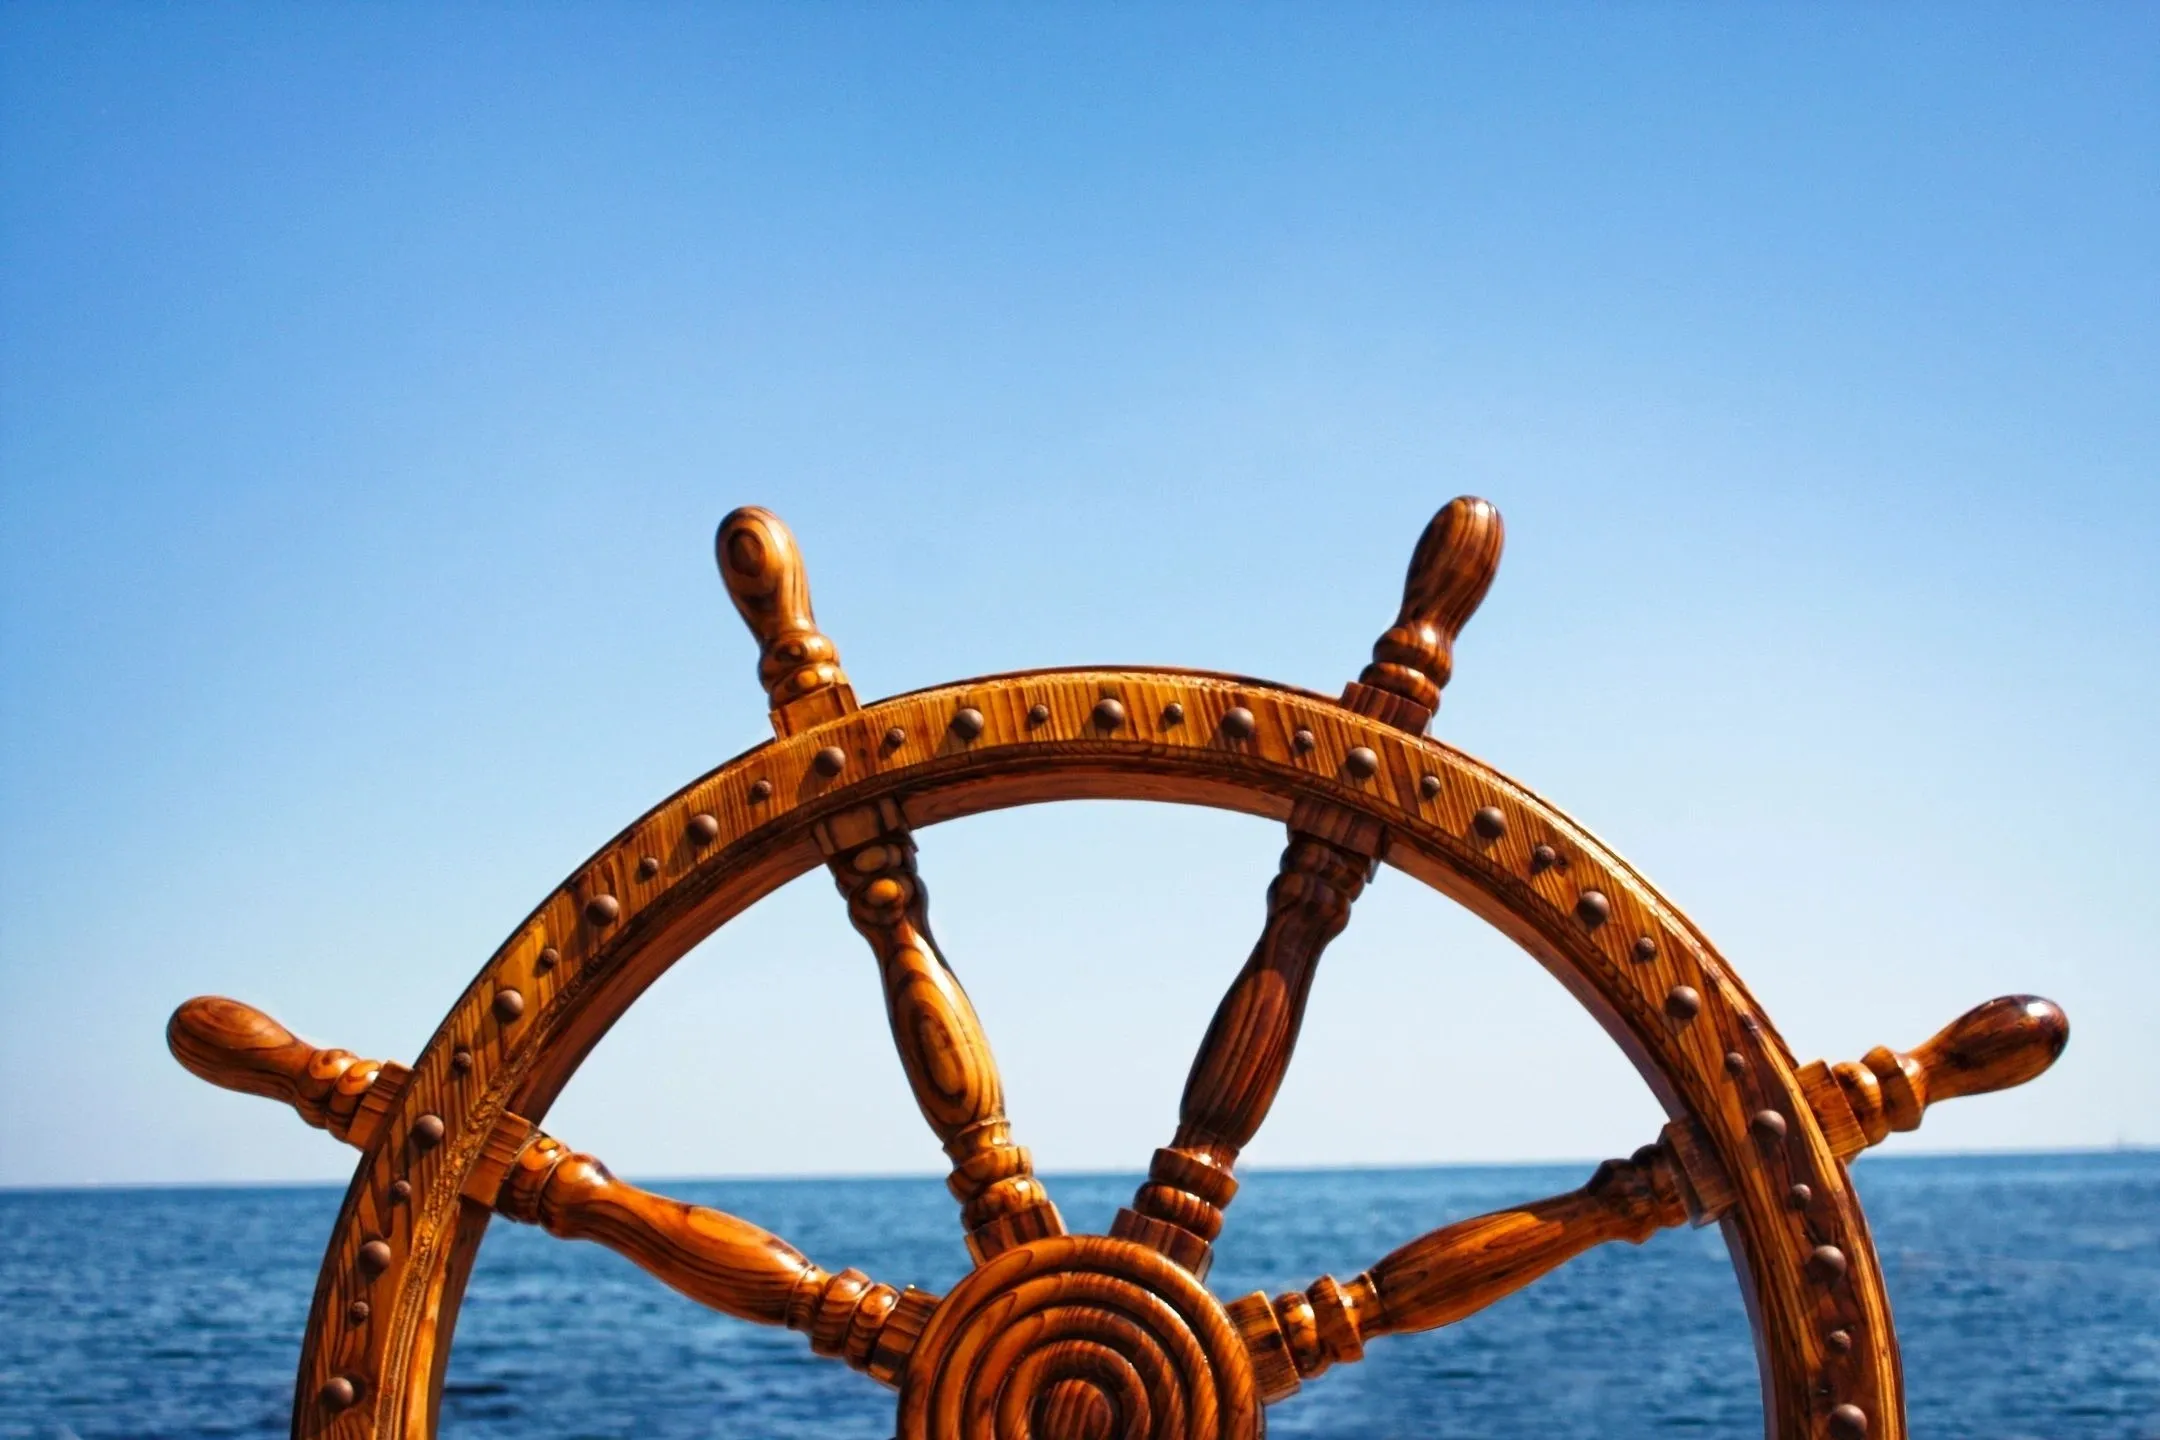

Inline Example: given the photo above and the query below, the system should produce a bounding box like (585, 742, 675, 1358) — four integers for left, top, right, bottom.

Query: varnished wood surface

(155, 500, 2073, 1440)
(169, 998, 930, 1385)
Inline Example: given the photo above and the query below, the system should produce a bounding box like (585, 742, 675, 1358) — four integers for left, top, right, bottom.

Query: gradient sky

(2, 5, 2153, 1189)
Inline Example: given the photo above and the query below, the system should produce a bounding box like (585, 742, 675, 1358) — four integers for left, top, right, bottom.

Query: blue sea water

(1, 1152, 2153, 1438)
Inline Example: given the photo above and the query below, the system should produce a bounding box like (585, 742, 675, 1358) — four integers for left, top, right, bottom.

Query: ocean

(2, 1152, 2153, 1438)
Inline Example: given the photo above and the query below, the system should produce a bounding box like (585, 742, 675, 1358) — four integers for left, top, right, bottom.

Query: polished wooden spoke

(1114, 499, 1505, 1277)
(168, 997, 937, 1385)
(1228, 994, 2071, 1402)
(718, 508, 1063, 1264)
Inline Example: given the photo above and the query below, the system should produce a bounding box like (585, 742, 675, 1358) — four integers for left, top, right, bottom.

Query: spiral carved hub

(898, 1236, 1261, 1440)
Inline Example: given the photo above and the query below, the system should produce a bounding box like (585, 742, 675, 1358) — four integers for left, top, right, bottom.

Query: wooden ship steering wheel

(169, 499, 2069, 1440)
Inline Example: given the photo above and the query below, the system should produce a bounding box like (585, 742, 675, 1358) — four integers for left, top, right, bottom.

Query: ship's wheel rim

(294, 665, 1899, 1439)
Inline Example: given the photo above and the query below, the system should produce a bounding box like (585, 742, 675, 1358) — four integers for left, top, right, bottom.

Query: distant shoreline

(4, 1145, 2152, 1197)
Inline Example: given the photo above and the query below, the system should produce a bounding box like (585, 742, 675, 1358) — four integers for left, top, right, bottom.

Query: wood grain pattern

(1797, 996, 2070, 1161)
(818, 798, 1064, 1263)
(169, 997, 928, 1385)
(164, 508, 2068, 1440)
(1118, 503, 1503, 1277)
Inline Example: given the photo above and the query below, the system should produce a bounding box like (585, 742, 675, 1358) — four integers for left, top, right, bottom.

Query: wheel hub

(897, 1235, 1261, 1440)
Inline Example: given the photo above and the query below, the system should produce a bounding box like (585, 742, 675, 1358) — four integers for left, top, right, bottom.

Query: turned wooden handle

(1802, 995, 2070, 1155)
(1350, 497, 1504, 727)
(715, 506, 850, 711)
(169, 996, 929, 1380)
(1232, 1146, 1688, 1399)
(167, 996, 396, 1142)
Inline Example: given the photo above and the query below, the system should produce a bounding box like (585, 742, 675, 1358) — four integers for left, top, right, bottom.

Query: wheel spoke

(1229, 994, 2070, 1403)
(1114, 499, 1505, 1277)
(716, 507, 1063, 1264)
(1231, 1144, 1692, 1402)
(167, 997, 937, 1384)
(818, 798, 1065, 1262)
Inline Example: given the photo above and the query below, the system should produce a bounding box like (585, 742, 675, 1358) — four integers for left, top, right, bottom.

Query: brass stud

(1530, 843, 1560, 874)
(813, 746, 846, 777)
(357, 1239, 393, 1277)
(882, 725, 907, 750)
(584, 894, 620, 926)
(1027, 704, 1050, 727)
(748, 778, 772, 802)
(1162, 702, 1185, 724)
(1293, 728, 1317, 754)
(1575, 890, 1610, 927)
(1344, 746, 1379, 779)
(1471, 806, 1505, 838)
(1221, 707, 1256, 740)
(493, 988, 525, 1023)
(1787, 1183, 1813, 1209)
(1092, 698, 1126, 730)
(346, 1300, 370, 1325)
(389, 1179, 412, 1203)
(450, 1047, 473, 1074)
(635, 855, 660, 880)
(1827, 1328, 1852, 1353)
(1827, 1405, 1867, 1440)
(1724, 1051, 1748, 1076)
(1750, 1109, 1788, 1142)
(1664, 985, 1701, 1021)
(1420, 773, 1443, 800)
(1807, 1245, 1849, 1284)
(1632, 936, 1658, 963)
(320, 1377, 359, 1412)
(951, 707, 985, 740)
(686, 812, 720, 845)
(534, 947, 559, 972)
(411, 1113, 445, 1149)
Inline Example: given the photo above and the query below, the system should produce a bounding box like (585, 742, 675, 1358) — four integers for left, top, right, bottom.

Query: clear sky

(2, 5, 2153, 1189)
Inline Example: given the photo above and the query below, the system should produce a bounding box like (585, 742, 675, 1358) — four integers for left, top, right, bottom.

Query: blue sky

(2, 4, 2153, 1188)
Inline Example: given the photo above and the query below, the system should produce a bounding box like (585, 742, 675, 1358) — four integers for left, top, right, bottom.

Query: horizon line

(4, 1143, 2152, 1197)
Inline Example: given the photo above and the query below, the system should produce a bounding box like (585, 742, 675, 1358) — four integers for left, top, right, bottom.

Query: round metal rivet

(1162, 702, 1185, 724)
(411, 1113, 445, 1149)
(1724, 1051, 1748, 1076)
(1740, 1013, 1763, 1037)
(346, 1300, 370, 1325)
(1292, 729, 1317, 754)
(1530, 843, 1559, 874)
(1471, 806, 1506, 838)
(1808, 1245, 1849, 1284)
(1751, 1109, 1788, 1142)
(1788, 1183, 1813, 1209)
(1344, 746, 1379, 779)
(1420, 773, 1443, 800)
(389, 1179, 412, 1203)
(686, 812, 720, 845)
(1221, 707, 1256, 740)
(320, 1377, 358, 1412)
(747, 778, 772, 802)
(813, 746, 846, 777)
(1828, 1405, 1868, 1440)
(493, 988, 525, 1022)
(357, 1239, 393, 1277)
(1027, 704, 1050, 727)
(584, 894, 620, 926)
(450, 1047, 473, 1074)
(534, 947, 559, 972)
(882, 725, 907, 750)
(1092, 698, 1126, 730)
(1827, 1328, 1852, 1353)
(635, 855, 660, 880)
(950, 707, 985, 740)
(1575, 890, 1610, 927)
(1664, 985, 1701, 1021)
(1632, 936, 1658, 963)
